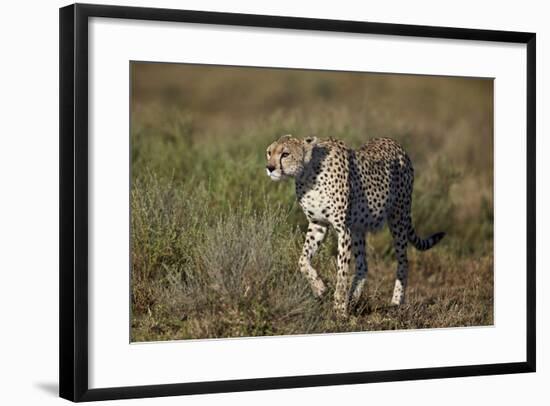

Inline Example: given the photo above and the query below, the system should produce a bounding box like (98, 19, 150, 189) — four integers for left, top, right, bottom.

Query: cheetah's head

(265, 134, 318, 181)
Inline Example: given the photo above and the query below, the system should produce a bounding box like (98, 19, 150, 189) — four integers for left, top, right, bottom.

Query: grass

(130, 63, 494, 342)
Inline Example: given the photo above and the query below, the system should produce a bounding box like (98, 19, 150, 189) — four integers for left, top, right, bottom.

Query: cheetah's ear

(304, 136, 318, 145)
(277, 134, 293, 143)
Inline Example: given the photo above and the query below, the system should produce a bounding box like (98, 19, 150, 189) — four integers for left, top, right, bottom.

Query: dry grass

(130, 63, 493, 342)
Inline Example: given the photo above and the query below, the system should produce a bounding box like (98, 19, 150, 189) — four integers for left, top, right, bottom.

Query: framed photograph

(59, 3, 536, 402)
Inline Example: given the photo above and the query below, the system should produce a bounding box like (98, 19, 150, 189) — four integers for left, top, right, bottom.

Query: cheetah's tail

(407, 226, 445, 251)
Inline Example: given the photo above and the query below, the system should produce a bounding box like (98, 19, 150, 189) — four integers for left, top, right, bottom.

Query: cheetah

(265, 134, 445, 315)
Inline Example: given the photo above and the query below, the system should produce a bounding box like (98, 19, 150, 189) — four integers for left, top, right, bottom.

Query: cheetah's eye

(281, 152, 290, 158)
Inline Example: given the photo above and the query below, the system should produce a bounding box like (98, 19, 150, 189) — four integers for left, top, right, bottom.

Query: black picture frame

(59, 3, 536, 402)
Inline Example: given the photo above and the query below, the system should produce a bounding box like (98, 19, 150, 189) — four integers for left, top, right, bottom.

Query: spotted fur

(266, 134, 445, 315)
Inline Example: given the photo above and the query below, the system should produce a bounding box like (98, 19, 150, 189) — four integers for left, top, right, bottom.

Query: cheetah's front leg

(299, 222, 328, 298)
(334, 227, 352, 316)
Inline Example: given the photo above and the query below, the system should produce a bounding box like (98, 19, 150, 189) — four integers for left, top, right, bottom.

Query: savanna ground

(130, 63, 493, 342)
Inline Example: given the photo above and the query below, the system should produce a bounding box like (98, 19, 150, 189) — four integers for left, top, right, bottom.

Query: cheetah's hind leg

(349, 231, 368, 310)
(389, 216, 409, 305)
